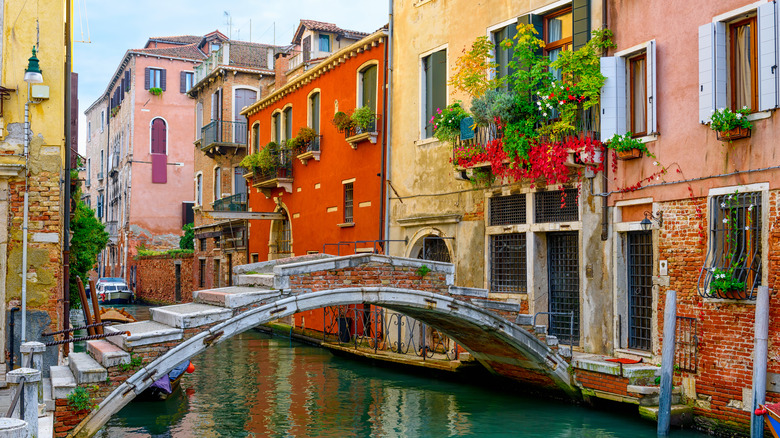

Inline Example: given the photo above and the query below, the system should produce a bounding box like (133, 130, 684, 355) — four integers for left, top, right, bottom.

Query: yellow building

(0, 0, 67, 371)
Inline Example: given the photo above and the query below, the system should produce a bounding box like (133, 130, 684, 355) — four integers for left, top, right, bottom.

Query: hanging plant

(149, 87, 163, 96)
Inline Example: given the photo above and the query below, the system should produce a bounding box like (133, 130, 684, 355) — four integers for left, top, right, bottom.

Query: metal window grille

(534, 189, 579, 223)
(675, 316, 698, 373)
(344, 183, 354, 223)
(627, 231, 653, 351)
(276, 214, 292, 256)
(490, 194, 526, 226)
(698, 191, 762, 299)
(417, 236, 451, 263)
(490, 233, 527, 293)
(198, 259, 206, 287)
(548, 232, 579, 345)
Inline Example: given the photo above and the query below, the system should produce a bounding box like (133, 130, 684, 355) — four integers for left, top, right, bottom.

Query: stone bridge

(55, 254, 575, 437)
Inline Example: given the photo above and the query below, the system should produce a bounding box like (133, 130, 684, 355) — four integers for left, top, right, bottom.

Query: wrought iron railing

(675, 316, 698, 373)
(201, 120, 248, 149)
(212, 193, 247, 212)
(294, 135, 322, 155)
(344, 114, 382, 138)
(323, 305, 461, 361)
(252, 148, 294, 185)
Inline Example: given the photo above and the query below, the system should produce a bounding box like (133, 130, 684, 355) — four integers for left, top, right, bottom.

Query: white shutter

(600, 56, 627, 141)
(699, 23, 715, 123)
(758, 1, 778, 111)
(714, 21, 727, 111)
(646, 40, 657, 134)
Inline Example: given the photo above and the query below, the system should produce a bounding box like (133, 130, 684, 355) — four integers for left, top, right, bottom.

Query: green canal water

(93, 326, 711, 438)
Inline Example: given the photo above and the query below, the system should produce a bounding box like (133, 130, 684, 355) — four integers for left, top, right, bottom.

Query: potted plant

(149, 87, 163, 96)
(605, 132, 655, 160)
(709, 267, 745, 299)
(430, 102, 470, 143)
(709, 107, 752, 141)
(351, 106, 376, 133)
(332, 111, 353, 132)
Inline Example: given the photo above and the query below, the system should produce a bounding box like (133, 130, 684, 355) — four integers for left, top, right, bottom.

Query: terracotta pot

(616, 148, 642, 160)
(716, 126, 751, 141)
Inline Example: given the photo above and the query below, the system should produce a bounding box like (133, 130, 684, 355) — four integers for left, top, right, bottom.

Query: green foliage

(415, 264, 431, 277)
(180, 223, 194, 250)
(67, 386, 96, 411)
(239, 142, 279, 173)
(351, 106, 376, 131)
(502, 119, 537, 160)
(70, 200, 109, 308)
(296, 126, 317, 143)
(470, 89, 517, 126)
(149, 87, 163, 96)
(605, 132, 655, 158)
(430, 102, 469, 143)
(137, 248, 194, 258)
(709, 107, 752, 132)
(119, 353, 144, 372)
(549, 28, 615, 111)
(332, 111, 353, 131)
(710, 268, 745, 294)
(449, 35, 504, 98)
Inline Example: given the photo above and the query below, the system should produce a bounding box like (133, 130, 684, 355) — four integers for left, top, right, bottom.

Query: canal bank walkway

(0, 381, 54, 437)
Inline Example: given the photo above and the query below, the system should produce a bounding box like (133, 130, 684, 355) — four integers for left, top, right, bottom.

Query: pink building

(84, 34, 219, 282)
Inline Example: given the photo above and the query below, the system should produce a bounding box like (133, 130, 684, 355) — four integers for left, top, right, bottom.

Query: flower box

(616, 148, 642, 161)
(578, 148, 603, 166)
(716, 126, 751, 141)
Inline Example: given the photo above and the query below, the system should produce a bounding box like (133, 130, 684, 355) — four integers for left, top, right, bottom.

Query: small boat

(136, 361, 195, 402)
(97, 282, 134, 304)
(98, 307, 136, 324)
(757, 403, 780, 437)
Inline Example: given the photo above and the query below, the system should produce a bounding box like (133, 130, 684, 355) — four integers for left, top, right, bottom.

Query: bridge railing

(323, 305, 461, 361)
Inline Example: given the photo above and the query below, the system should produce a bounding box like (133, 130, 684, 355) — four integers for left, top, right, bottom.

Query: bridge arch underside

(72, 287, 575, 437)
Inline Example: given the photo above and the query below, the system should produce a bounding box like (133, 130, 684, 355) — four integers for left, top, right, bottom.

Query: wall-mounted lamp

(640, 210, 663, 231)
(24, 47, 43, 84)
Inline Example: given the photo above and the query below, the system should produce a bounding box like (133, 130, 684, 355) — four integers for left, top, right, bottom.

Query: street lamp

(24, 47, 43, 84)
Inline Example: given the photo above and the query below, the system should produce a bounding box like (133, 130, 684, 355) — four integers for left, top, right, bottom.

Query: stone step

(235, 274, 274, 288)
(87, 340, 131, 368)
(42, 377, 54, 412)
(195, 286, 281, 309)
(638, 404, 693, 426)
(50, 366, 76, 399)
(150, 303, 232, 329)
(105, 320, 182, 350)
(67, 353, 107, 384)
(628, 385, 682, 406)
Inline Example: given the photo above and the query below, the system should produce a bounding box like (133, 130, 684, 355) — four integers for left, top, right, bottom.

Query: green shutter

(425, 50, 447, 138)
(517, 14, 543, 56)
(572, 0, 591, 51)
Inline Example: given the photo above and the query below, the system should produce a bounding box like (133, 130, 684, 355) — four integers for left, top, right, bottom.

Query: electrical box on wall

(31, 85, 49, 100)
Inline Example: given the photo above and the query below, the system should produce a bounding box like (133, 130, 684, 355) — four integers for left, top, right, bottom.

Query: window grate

(417, 237, 451, 263)
(534, 189, 579, 223)
(490, 194, 526, 226)
(698, 191, 761, 299)
(548, 232, 579, 345)
(627, 231, 653, 351)
(276, 212, 292, 256)
(675, 316, 698, 373)
(490, 233, 527, 293)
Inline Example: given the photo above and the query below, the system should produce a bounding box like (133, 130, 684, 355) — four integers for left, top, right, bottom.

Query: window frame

(149, 68, 163, 89)
(251, 122, 261, 153)
(213, 166, 222, 203)
(195, 172, 203, 206)
(183, 71, 195, 93)
(283, 105, 293, 142)
(728, 15, 758, 112)
(419, 45, 448, 140)
(272, 111, 282, 143)
(308, 90, 321, 134)
(357, 62, 379, 114)
(628, 52, 648, 137)
(319, 33, 331, 52)
(149, 117, 168, 155)
(543, 7, 573, 54)
(344, 182, 354, 224)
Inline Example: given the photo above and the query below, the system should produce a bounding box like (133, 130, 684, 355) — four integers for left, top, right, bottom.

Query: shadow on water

(96, 329, 709, 438)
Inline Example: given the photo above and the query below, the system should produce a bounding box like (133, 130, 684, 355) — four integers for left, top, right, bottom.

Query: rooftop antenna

(224, 11, 232, 39)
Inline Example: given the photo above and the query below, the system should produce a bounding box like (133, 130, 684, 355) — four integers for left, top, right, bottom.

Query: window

(275, 212, 291, 256)
(86, 158, 91, 187)
(490, 194, 526, 226)
(544, 8, 572, 80)
(181, 71, 194, 93)
(100, 150, 104, 178)
(199, 259, 206, 287)
(272, 112, 281, 143)
(234, 167, 247, 196)
(87, 121, 92, 141)
(252, 123, 260, 153)
(214, 167, 222, 202)
(147, 67, 164, 89)
(344, 182, 354, 223)
(283, 107, 293, 141)
(359, 65, 378, 113)
(319, 34, 331, 52)
(534, 189, 579, 223)
(101, 111, 105, 132)
(701, 191, 762, 299)
(490, 233, 527, 293)
(199, 238, 206, 251)
(492, 24, 518, 85)
(422, 49, 447, 138)
(196, 102, 203, 140)
(151, 118, 167, 154)
(195, 173, 203, 206)
(214, 236, 220, 248)
(309, 92, 320, 134)
(699, 3, 779, 121)
(600, 41, 657, 140)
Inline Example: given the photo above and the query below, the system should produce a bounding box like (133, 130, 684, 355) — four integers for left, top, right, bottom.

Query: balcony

(287, 49, 332, 72)
(344, 115, 381, 149)
(212, 193, 247, 212)
(249, 148, 294, 196)
(295, 135, 322, 165)
(201, 120, 247, 157)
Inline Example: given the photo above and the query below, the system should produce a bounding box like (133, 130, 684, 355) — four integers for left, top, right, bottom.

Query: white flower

(745, 226, 750, 231)
(723, 218, 729, 224)
(542, 112, 547, 117)
(736, 113, 742, 119)
(748, 204, 754, 211)
(653, 161, 659, 166)
(721, 202, 726, 208)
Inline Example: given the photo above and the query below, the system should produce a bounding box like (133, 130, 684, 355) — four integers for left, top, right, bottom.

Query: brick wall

(287, 262, 450, 295)
(575, 369, 630, 396)
(134, 253, 194, 304)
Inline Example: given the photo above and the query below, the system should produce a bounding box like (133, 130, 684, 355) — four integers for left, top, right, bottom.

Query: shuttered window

(492, 25, 518, 87)
(309, 92, 320, 133)
(151, 118, 167, 184)
(181, 71, 194, 93)
(145, 67, 166, 90)
(422, 49, 447, 139)
(252, 123, 260, 153)
(283, 107, 293, 141)
(359, 65, 378, 113)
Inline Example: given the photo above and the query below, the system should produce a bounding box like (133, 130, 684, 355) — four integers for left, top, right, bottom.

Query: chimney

(274, 51, 289, 89)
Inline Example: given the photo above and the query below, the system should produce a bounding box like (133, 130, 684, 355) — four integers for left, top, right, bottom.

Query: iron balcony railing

(212, 192, 247, 212)
(201, 120, 248, 151)
(294, 135, 322, 155)
(252, 148, 294, 185)
(344, 114, 381, 138)
(287, 49, 333, 71)
(97, 171, 104, 180)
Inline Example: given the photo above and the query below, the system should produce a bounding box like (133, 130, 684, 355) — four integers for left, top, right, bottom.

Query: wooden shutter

(160, 69, 167, 91)
(120, 78, 125, 101)
(151, 119, 167, 154)
(699, 22, 727, 123)
(125, 70, 131, 91)
(180, 71, 187, 93)
(144, 67, 150, 90)
(303, 36, 311, 61)
(151, 153, 167, 184)
(572, 0, 590, 51)
(646, 40, 657, 134)
(600, 56, 626, 141)
(758, 1, 778, 111)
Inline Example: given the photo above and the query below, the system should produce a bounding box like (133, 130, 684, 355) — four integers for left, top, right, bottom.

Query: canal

(83, 306, 709, 437)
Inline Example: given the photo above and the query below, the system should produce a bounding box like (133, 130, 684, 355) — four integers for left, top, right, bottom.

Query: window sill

(337, 222, 355, 228)
(414, 137, 440, 146)
(636, 133, 659, 143)
(702, 297, 755, 304)
(747, 111, 771, 122)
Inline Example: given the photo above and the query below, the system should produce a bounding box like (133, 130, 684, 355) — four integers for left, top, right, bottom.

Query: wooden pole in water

(77, 278, 95, 336)
(89, 279, 103, 335)
(657, 289, 677, 436)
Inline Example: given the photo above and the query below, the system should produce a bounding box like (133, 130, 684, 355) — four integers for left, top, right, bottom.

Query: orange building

(242, 30, 387, 332)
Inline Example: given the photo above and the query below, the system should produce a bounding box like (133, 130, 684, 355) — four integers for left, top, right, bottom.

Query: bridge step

(68, 353, 107, 384)
(105, 320, 182, 350)
(195, 286, 281, 309)
(87, 340, 131, 368)
(150, 303, 232, 329)
(50, 366, 76, 399)
(235, 274, 274, 288)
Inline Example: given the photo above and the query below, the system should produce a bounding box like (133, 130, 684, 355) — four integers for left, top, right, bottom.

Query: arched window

(151, 118, 167, 154)
(214, 167, 222, 202)
(309, 92, 320, 134)
(252, 123, 260, 153)
(273, 210, 292, 258)
(416, 236, 451, 263)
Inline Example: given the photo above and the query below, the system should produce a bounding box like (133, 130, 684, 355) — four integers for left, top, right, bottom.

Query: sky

(73, 0, 390, 154)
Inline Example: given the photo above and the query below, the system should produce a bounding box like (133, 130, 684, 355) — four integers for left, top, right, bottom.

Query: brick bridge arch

(67, 255, 575, 437)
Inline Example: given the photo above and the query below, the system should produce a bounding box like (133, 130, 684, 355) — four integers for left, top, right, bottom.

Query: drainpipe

(382, 0, 394, 252)
(600, 0, 609, 242)
(63, 0, 73, 355)
(751, 285, 769, 438)
(21, 92, 31, 343)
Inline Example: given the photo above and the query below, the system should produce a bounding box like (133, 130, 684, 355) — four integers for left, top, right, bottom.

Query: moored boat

(136, 361, 195, 402)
